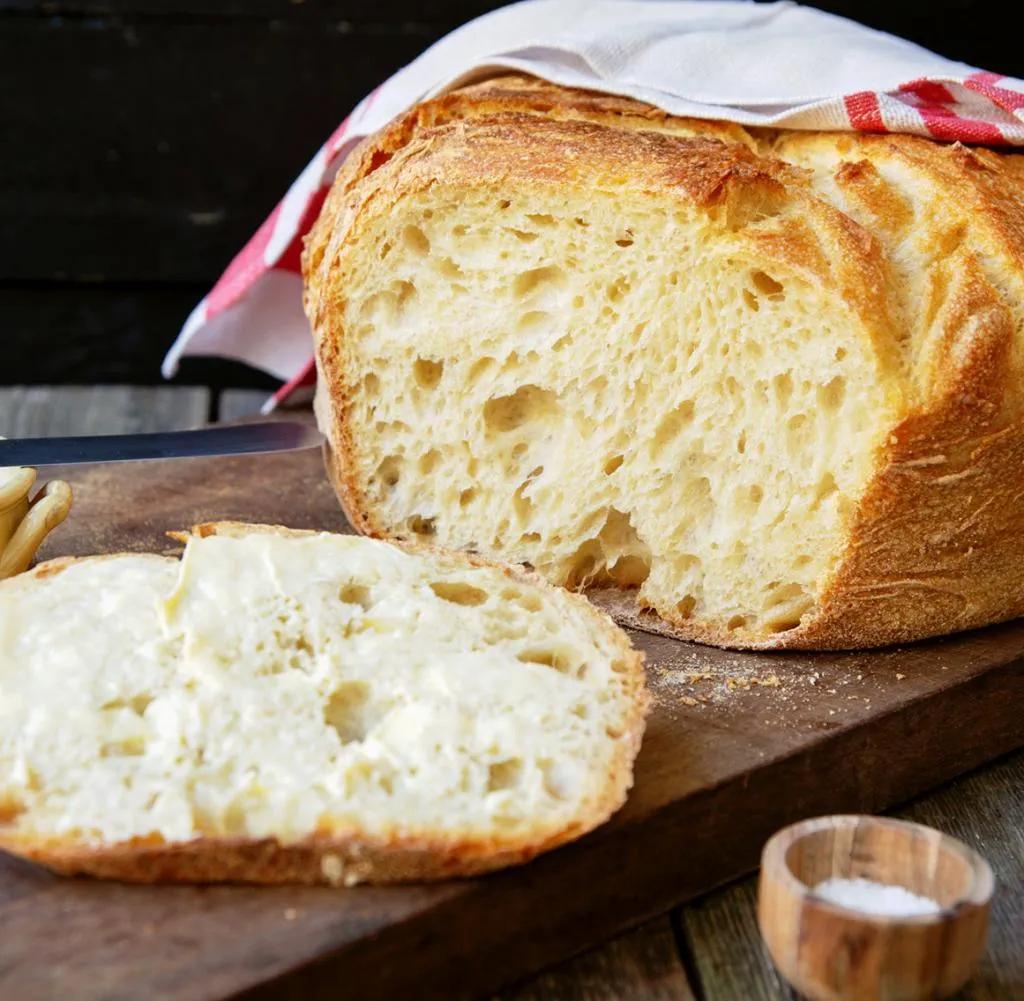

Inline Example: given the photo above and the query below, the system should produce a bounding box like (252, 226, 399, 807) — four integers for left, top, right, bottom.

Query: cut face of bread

(305, 80, 1024, 650)
(307, 113, 902, 647)
(0, 524, 645, 884)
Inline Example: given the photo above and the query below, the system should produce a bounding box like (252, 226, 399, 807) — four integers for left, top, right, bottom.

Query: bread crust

(0, 524, 647, 884)
(304, 77, 1024, 651)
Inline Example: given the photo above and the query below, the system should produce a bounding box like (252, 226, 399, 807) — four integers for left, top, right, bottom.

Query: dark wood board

(2, 444, 1023, 1001)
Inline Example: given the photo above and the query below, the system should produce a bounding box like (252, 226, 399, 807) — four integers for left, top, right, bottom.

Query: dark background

(3, 0, 1022, 392)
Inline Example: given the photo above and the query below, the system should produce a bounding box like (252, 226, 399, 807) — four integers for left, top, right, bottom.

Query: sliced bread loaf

(0, 523, 646, 884)
(303, 77, 1024, 650)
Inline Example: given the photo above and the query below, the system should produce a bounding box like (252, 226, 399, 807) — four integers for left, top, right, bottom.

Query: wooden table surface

(2, 384, 1022, 1001)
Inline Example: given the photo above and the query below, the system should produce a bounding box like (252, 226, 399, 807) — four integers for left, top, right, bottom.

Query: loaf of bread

(0, 522, 645, 884)
(303, 75, 1024, 650)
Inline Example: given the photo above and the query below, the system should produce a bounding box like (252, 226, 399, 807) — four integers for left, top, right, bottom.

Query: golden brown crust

(0, 522, 647, 884)
(304, 76, 1024, 651)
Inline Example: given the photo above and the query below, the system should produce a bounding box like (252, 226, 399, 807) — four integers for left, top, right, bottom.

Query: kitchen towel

(162, 0, 1024, 406)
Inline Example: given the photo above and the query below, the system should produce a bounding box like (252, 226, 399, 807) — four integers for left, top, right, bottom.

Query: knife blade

(0, 422, 325, 467)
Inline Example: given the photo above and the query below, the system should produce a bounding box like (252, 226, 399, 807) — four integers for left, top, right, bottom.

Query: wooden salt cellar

(758, 814, 993, 1001)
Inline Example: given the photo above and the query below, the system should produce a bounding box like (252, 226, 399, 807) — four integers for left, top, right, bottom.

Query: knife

(0, 422, 325, 467)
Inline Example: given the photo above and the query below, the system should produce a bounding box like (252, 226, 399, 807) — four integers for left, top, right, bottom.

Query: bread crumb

(680, 696, 699, 706)
(896, 673, 905, 680)
(284, 908, 298, 921)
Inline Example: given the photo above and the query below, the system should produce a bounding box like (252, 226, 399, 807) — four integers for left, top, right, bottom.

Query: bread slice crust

(303, 78, 1024, 651)
(0, 524, 647, 885)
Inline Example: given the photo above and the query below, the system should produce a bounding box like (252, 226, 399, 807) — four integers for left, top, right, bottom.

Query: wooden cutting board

(3, 443, 1023, 1001)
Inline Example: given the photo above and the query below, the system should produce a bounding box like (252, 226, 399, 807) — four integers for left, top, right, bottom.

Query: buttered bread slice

(0, 523, 646, 884)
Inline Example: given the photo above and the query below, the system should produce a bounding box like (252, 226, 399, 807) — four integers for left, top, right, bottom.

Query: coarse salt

(812, 877, 942, 917)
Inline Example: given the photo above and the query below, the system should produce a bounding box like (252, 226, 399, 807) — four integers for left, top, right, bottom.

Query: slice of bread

(303, 77, 1024, 650)
(0, 523, 646, 884)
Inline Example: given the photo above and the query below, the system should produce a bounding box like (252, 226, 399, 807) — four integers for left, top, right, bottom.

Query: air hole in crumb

(603, 454, 624, 475)
(362, 372, 380, 395)
(727, 615, 750, 630)
(102, 694, 153, 716)
(483, 385, 559, 433)
(430, 581, 488, 606)
(506, 228, 539, 243)
(564, 539, 603, 590)
(518, 647, 571, 672)
(459, 488, 476, 508)
(512, 265, 565, 299)
(413, 357, 443, 389)
(518, 310, 551, 331)
(813, 472, 838, 504)
(418, 449, 440, 474)
(818, 376, 845, 410)
(513, 466, 542, 524)
(375, 456, 401, 488)
(502, 587, 543, 612)
(676, 595, 696, 618)
(486, 759, 522, 793)
(390, 280, 416, 312)
(773, 372, 793, 404)
(408, 515, 436, 536)
(743, 289, 759, 311)
(101, 737, 146, 758)
(339, 583, 373, 610)
(402, 225, 430, 255)
(653, 400, 695, 449)
(607, 277, 631, 302)
(608, 555, 650, 588)
(467, 357, 496, 385)
(751, 270, 785, 299)
(324, 682, 371, 743)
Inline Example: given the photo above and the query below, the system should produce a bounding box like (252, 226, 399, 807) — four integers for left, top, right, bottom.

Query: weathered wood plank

(678, 749, 1024, 1001)
(903, 753, 1024, 1001)
(498, 918, 696, 1001)
(217, 388, 269, 422)
(0, 385, 209, 437)
(0, 284, 279, 388)
(1, 17, 432, 283)
(678, 876, 798, 1001)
